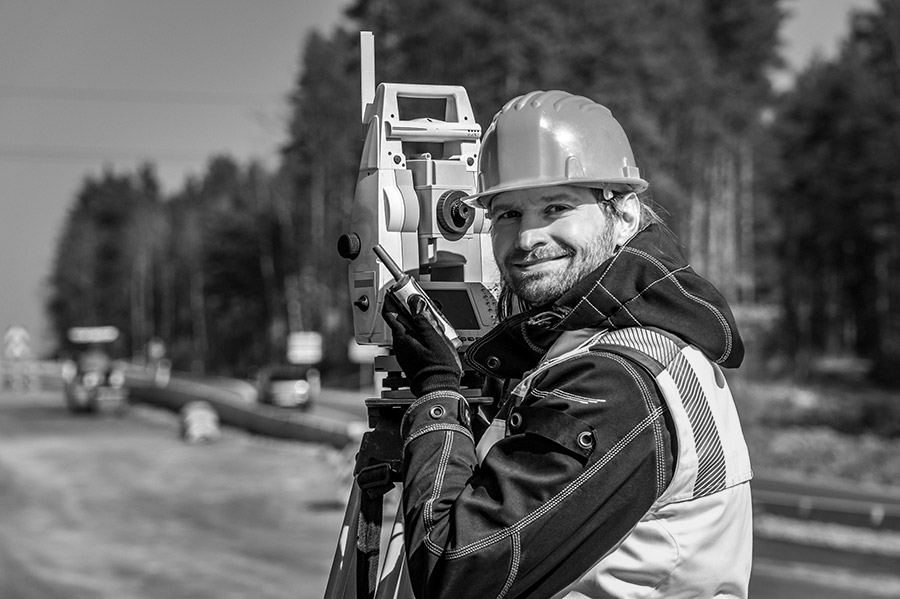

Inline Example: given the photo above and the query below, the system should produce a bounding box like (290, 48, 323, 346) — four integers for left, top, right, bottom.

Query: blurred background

(1, 1, 899, 598)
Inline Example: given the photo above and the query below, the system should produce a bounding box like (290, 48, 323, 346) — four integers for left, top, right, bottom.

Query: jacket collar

(465, 224, 744, 379)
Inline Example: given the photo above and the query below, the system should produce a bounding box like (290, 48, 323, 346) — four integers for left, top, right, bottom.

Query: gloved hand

(382, 293, 462, 397)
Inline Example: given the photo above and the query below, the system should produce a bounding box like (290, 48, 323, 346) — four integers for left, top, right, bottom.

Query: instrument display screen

(427, 289, 481, 330)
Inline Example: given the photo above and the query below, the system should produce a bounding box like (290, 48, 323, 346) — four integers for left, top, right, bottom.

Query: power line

(0, 144, 223, 165)
(0, 84, 283, 108)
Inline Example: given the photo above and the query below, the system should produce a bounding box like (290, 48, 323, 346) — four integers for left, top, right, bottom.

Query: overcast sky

(0, 0, 876, 356)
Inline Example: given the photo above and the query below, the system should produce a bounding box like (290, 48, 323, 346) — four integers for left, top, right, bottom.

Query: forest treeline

(46, 0, 900, 384)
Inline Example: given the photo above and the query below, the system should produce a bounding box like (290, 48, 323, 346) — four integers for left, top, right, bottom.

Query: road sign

(288, 332, 323, 364)
(3, 325, 31, 360)
(67, 326, 119, 344)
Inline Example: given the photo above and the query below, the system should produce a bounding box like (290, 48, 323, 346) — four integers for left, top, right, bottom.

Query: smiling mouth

(513, 255, 569, 268)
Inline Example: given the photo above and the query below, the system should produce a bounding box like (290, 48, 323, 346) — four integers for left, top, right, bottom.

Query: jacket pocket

(507, 405, 596, 464)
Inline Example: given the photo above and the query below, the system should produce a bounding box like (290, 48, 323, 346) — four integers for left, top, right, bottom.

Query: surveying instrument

(327, 32, 499, 599)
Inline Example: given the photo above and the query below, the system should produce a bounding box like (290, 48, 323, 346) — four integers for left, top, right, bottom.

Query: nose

(515, 215, 550, 251)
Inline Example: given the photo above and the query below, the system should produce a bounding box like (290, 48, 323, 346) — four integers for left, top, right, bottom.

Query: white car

(256, 364, 320, 410)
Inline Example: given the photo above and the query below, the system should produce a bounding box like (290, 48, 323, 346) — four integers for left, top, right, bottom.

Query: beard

(498, 222, 617, 309)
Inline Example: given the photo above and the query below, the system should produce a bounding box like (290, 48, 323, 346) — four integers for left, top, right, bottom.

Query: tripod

(323, 357, 491, 599)
(322, 394, 412, 599)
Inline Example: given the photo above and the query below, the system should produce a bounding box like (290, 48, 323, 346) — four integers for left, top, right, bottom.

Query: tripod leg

(375, 487, 414, 599)
(323, 481, 362, 599)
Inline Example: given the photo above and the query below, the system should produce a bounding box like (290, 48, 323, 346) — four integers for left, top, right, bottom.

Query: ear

(612, 193, 641, 247)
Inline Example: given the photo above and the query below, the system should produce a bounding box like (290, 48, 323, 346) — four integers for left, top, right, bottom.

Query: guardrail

(122, 365, 900, 533)
(752, 476, 900, 531)
(126, 369, 357, 450)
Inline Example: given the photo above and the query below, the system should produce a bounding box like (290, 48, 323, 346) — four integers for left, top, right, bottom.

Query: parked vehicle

(62, 326, 128, 414)
(255, 364, 320, 410)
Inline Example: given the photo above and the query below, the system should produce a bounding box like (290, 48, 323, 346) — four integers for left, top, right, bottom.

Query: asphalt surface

(2, 383, 899, 598)
(0, 388, 350, 599)
(751, 537, 900, 598)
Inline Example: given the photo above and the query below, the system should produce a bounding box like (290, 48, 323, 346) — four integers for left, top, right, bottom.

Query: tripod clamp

(353, 397, 410, 499)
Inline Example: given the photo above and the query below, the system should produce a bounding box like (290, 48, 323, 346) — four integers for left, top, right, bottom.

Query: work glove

(381, 293, 462, 397)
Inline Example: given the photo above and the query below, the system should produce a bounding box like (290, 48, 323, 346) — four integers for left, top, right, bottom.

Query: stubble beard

(498, 223, 617, 308)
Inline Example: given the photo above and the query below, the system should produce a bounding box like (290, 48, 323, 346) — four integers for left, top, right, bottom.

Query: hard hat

(465, 90, 648, 209)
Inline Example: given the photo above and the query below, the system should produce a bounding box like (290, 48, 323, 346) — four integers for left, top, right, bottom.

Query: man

(383, 90, 753, 599)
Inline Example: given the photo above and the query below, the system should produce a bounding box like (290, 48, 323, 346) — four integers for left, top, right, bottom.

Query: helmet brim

(463, 177, 649, 210)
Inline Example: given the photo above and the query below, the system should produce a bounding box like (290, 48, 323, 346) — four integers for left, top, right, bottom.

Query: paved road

(0, 542, 75, 599)
(0, 388, 347, 599)
(752, 536, 900, 598)
(4, 385, 898, 598)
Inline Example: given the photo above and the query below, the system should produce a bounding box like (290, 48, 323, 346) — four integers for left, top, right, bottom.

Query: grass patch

(731, 377, 900, 489)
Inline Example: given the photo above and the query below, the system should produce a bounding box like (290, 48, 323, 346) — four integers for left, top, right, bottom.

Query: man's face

(488, 185, 618, 307)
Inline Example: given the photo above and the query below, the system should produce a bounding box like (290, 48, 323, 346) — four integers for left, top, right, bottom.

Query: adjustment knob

(353, 296, 370, 311)
(436, 190, 475, 241)
(337, 233, 361, 260)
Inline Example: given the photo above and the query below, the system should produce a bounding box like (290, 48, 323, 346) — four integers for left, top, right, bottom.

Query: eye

(492, 208, 520, 221)
(546, 204, 573, 215)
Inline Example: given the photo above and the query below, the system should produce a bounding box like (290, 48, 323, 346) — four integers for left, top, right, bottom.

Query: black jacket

(399, 224, 743, 598)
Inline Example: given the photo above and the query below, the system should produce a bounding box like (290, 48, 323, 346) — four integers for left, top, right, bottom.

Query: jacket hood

(466, 224, 744, 378)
